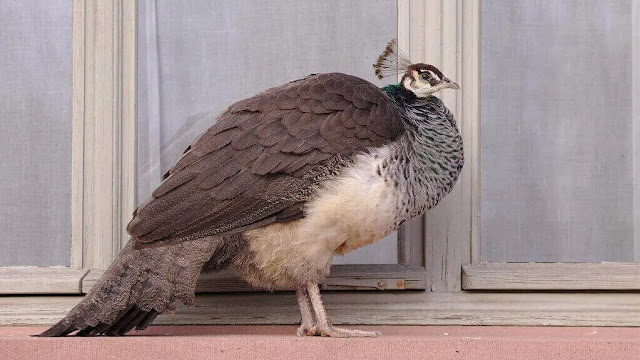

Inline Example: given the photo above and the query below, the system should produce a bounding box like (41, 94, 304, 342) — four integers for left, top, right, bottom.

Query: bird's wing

(127, 73, 405, 245)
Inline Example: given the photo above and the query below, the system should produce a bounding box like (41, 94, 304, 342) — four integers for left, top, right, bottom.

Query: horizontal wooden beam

(462, 263, 640, 290)
(322, 265, 427, 290)
(0, 267, 88, 295)
(82, 265, 427, 293)
(2, 291, 639, 326)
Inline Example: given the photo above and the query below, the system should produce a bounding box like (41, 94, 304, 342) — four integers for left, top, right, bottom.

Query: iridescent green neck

(381, 84, 417, 103)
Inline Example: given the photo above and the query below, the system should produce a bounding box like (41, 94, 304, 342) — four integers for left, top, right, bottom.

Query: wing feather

(128, 73, 405, 245)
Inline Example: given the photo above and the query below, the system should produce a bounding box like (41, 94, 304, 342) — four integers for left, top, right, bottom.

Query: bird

(39, 39, 463, 338)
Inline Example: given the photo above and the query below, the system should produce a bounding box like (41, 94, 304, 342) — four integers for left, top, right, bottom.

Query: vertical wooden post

(71, 0, 137, 270)
(397, 0, 481, 291)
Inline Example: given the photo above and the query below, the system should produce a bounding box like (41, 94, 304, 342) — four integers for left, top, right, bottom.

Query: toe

(319, 329, 349, 338)
(296, 325, 317, 337)
(330, 327, 382, 338)
(315, 326, 382, 338)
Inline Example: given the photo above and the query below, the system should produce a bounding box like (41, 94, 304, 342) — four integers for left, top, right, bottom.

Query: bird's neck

(382, 84, 464, 212)
(381, 83, 417, 104)
(382, 83, 460, 138)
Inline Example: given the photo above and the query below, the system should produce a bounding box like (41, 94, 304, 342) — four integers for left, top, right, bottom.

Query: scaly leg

(303, 282, 382, 338)
(295, 286, 317, 336)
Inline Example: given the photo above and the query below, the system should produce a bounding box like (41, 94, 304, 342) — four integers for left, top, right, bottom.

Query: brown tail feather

(37, 237, 222, 337)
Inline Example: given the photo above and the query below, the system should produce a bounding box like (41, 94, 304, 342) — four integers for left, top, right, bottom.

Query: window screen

(0, 0, 72, 266)
(480, 0, 636, 262)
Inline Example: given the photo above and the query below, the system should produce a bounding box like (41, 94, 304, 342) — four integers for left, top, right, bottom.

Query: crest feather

(372, 39, 412, 80)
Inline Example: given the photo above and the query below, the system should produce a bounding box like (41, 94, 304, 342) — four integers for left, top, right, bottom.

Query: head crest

(372, 39, 412, 80)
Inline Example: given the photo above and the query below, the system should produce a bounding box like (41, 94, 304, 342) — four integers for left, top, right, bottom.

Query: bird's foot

(296, 322, 317, 336)
(299, 324, 382, 338)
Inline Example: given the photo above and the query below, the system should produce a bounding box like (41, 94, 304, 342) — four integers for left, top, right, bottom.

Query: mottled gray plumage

(40, 57, 463, 338)
(383, 88, 464, 215)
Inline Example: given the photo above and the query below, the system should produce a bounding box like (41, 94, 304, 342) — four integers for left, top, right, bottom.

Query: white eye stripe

(428, 70, 440, 81)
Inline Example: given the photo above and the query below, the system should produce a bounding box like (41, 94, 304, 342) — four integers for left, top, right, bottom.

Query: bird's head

(373, 39, 460, 98)
(401, 63, 459, 98)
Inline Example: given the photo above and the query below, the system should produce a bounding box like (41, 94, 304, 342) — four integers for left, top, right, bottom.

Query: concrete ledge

(1, 326, 639, 360)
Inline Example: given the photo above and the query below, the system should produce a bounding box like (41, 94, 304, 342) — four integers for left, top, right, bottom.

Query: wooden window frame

(461, 0, 640, 291)
(2, 0, 639, 327)
(0, 0, 136, 295)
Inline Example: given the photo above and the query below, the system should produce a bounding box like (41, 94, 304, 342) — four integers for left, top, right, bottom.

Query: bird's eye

(420, 72, 430, 80)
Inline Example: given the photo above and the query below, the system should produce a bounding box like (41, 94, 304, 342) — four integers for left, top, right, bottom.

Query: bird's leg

(295, 286, 317, 336)
(304, 282, 382, 338)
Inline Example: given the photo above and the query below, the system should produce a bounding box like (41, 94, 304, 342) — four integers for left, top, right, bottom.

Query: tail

(38, 237, 221, 336)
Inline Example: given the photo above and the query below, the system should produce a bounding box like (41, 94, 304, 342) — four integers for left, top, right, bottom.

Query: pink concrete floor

(1, 326, 639, 360)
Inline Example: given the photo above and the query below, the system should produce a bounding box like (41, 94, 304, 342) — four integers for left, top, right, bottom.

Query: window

(462, 0, 640, 291)
(1, 0, 639, 327)
(0, 0, 73, 267)
(0, 0, 82, 294)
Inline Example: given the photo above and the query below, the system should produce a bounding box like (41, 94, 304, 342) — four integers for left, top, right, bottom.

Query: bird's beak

(442, 77, 460, 90)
